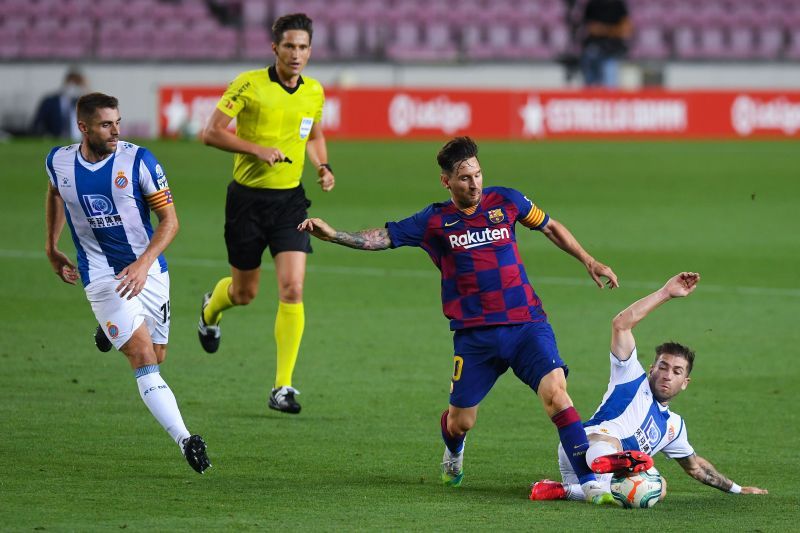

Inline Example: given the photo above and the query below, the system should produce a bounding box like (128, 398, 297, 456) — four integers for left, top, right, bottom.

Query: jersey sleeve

(45, 147, 59, 188)
(660, 419, 695, 459)
(501, 187, 549, 230)
(216, 71, 252, 118)
(608, 347, 646, 385)
(137, 148, 174, 210)
(385, 205, 435, 248)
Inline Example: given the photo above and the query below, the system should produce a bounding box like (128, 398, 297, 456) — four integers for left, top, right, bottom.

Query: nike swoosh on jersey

(444, 220, 460, 227)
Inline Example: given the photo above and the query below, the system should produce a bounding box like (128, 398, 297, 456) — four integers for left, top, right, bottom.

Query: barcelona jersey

(386, 186, 550, 330)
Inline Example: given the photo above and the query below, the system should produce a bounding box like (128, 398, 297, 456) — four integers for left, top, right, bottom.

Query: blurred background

(1, 0, 800, 139)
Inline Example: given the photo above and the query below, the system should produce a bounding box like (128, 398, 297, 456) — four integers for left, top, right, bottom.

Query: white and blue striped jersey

(45, 141, 174, 287)
(584, 348, 694, 459)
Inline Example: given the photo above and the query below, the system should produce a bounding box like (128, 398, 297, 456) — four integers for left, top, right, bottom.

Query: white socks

(135, 365, 191, 448)
(586, 440, 618, 465)
(565, 441, 620, 500)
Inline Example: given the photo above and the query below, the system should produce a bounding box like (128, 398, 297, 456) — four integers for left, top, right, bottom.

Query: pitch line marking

(3, 248, 799, 298)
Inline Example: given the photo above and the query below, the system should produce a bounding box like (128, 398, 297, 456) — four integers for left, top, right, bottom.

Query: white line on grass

(4, 248, 799, 298)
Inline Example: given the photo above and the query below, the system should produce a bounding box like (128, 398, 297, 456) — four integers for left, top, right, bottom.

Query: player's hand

(663, 272, 700, 298)
(115, 258, 150, 300)
(47, 249, 78, 285)
(317, 167, 335, 192)
(741, 486, 768, 494)
(298, 217, 336, 241)
(587, 259, 619, 289)
(254, 146, 288, 167)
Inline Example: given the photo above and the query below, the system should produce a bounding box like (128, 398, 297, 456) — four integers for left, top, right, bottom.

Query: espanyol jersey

(584, 348, 694, 459)
(45, 141, 173, 287)
(386, 186, 550, 330)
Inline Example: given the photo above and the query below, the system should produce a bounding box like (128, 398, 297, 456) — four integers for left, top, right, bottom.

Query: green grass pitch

(1, 138, 798, 531)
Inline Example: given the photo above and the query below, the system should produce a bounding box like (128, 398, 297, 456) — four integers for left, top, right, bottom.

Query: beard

(86, 136, 116, 157)
(649, 377, 673, 403)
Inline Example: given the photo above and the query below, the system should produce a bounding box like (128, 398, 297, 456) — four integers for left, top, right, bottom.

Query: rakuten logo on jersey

(731, 95, 800, 136)
(389, 94, 471, 135)
(448, 227, 510, 250)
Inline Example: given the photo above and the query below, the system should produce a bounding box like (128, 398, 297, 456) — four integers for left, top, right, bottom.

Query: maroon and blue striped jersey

(386, 186, 550, 330)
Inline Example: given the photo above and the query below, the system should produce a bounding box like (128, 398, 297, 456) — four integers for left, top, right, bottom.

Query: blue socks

(440, 410, 465, 454)
(552, 406, 596, 485)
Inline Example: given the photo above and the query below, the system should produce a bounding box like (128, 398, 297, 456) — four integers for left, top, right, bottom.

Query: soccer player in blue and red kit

(299, 137, 621, 502)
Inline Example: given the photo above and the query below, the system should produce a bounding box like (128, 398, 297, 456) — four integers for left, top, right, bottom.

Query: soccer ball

(610, 467, 663, 509)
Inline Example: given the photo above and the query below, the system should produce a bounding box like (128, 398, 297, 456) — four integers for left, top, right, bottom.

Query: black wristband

(318, 163, 332, 173)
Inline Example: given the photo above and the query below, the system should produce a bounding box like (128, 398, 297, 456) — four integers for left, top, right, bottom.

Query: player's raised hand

(587, 259, 619, 289)
(47, 249, 78, 285)
(663, 272, 700, 298)
(298, 217, 336, 241)
(741, 486, 768, 494)
(115, 258, 150, 300)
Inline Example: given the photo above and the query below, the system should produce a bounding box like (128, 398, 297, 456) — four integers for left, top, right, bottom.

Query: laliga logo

(731, 95, 800, 136)
(388, 94, 471, 135)
(448, 227, 510, 250)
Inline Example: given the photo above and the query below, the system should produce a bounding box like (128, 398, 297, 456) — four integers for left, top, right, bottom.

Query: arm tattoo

(331, 228, 391, 250)
(684, 455, 734, 492)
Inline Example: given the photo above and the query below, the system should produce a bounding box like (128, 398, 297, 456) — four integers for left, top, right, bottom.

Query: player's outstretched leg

(591, 450, 653, 475)
(95, 324, 112, 352)
(182, 434, 212, 474)
(198, 292, 221, 353)
(268, 386, 301, 414)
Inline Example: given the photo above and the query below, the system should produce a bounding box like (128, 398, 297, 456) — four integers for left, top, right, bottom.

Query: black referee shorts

(224, 181, 312, 270)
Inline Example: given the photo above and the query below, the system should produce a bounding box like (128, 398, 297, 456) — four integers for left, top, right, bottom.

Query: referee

(198, 13, 334, 414)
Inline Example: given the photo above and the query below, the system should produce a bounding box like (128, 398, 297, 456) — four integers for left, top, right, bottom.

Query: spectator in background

(31, 68, 88, 140)
(580, 0, 632, 88)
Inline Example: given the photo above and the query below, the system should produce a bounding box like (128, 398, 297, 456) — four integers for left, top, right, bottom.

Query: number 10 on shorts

(452, 355, 463, 381)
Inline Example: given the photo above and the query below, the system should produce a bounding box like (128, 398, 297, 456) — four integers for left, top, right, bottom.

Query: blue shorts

(449, 321, 568, 408)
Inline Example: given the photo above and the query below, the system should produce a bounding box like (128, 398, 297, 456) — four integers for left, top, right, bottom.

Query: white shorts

(85, 271, 170, 350)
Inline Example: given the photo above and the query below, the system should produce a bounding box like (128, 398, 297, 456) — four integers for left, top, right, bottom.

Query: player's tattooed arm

(676, 454, 734, 492)
(298, 218, 392, 250)
(331, 228, 392, 250)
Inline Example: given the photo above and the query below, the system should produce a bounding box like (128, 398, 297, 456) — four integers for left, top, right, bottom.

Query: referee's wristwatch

(317, 163, 332, 176)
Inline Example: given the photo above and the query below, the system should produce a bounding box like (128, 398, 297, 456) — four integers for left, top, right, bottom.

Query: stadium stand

(0, 0, 799, 62)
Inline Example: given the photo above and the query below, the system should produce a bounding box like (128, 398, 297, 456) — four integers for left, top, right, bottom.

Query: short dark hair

(76, 92, 118, 123)
(271, 13, 313, 44)
(437, 136, 479, 174)
(654, 341, 695, 375)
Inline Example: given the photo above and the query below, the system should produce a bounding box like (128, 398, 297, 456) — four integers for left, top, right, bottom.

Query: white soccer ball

(610, 467, 663, 509)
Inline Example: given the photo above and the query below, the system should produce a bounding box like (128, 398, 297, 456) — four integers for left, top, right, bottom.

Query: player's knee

(153, 344, 167, 364)
(541, 388, 572, 415)
(278, 280, 303, 303)
(231, 286, 258, 305)
(123, 346, 157, 368)
(448, 413, 475, 434)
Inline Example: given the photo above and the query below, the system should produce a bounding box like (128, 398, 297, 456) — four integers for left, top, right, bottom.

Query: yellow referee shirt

(216, 66, 325, 189)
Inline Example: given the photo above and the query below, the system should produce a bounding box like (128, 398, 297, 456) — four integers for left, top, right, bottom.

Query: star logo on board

(163, 92, 189, 135)
(519, 95, 545, 137)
